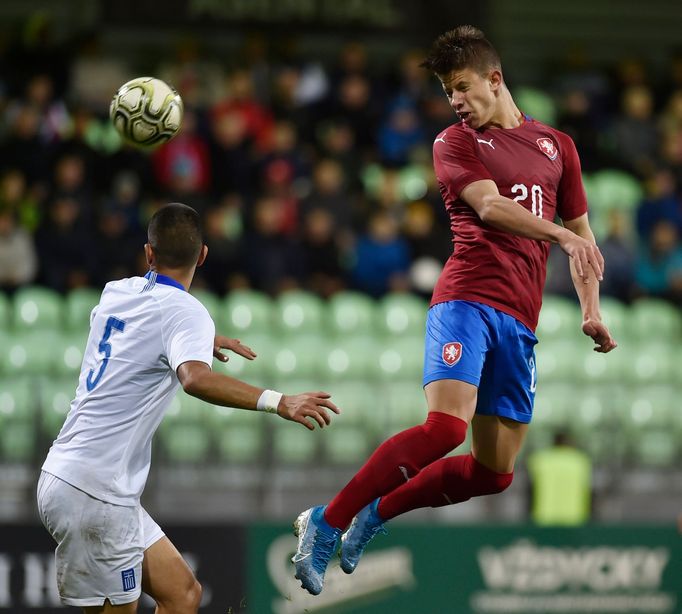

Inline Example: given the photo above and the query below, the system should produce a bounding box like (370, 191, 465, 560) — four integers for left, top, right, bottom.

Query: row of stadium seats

(2, 287, 680, 344)
(1, 377, 681, 469)
(0, 287, 429, 338)
(1, 326, 681, 385)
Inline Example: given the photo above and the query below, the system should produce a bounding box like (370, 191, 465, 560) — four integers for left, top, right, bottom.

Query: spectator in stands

(300, 207, 347, 298)
(609, 85, 659, 176)
(0, 104, 50, 187)
(49, 153, 93, 229)
(152, 108, 211, 208)
(0, 205, 37, 293)
(241, 195, 304, 294)
(635, 219, 682, 303)
(196, 195, 247, 294)
(527, 431, 593, 526)
(377, 96, 426, 166)
(599, 210, 637, 303)
(300, 158, 354, 232)
(402, 200, 450, 297)
(35, 196, 95, 292)
(0, 168, 40, 231)
(556, 89, 603, 172)
(636, 167, 682, 240)
(351, 211, 410, 297)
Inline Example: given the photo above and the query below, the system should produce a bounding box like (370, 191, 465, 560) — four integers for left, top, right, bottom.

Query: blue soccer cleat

(339, 498, 388, 574)
(292, 505, 342, 595)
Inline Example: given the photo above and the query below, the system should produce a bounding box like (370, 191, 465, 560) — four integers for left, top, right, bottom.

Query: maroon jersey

(431, 117, 587, 331)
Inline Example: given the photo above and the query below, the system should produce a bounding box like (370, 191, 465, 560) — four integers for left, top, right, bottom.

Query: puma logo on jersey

(477, 138, 495, 149)
(434, 134, 447, 145)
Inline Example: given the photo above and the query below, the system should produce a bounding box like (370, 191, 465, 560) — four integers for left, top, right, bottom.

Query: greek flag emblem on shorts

(122, 568, 136, 591)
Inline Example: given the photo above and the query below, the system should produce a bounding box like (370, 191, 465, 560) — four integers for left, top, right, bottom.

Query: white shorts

(36, 471, 165, 608)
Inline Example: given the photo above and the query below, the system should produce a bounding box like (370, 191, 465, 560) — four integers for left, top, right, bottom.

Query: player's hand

(558, 230, 604, 283)
(582, 318, 617, 353)
(213, 335, 257, 362)
(277, 392, 340, 430)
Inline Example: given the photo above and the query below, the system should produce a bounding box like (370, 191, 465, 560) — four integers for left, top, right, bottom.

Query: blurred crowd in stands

(1, 19, 682, 307)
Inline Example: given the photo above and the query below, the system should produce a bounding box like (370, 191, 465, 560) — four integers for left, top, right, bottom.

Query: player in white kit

(37, 203, 339, 613)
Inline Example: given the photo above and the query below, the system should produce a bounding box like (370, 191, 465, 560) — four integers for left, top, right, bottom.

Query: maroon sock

(324, 412, 467, 530)
(377, 453, 513, 520)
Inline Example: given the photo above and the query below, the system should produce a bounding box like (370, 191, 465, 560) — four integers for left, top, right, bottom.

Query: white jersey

(42, 272, 215, 506)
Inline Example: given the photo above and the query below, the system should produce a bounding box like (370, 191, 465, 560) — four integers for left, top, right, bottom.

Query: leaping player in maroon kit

(292, 25, 617, 595)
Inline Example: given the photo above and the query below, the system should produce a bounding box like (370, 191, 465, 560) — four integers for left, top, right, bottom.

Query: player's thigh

(83, 599, 138, 613)
(422, 301, 492, 421)
(424, 378, 478, 423)
(142, 536, 200, 607)
(471, 414, 529, 473)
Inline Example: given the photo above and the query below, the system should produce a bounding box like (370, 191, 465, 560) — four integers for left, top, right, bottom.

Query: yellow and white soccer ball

(110, 77, 183, 148)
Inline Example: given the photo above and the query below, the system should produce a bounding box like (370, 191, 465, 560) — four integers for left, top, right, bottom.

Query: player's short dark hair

(421, 25, 502, 77)
(147, 203, 203, 268)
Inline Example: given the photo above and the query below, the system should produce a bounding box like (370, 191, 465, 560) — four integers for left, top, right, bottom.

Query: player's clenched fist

(277, 392, 340, 430)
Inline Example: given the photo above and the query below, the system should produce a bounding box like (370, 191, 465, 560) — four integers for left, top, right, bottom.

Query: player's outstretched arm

(460, 179, 604, 282)
(562, 214, 617, 354)
(176, 361, 340, 430)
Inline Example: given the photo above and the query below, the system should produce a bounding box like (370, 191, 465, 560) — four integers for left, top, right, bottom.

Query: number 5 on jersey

(86, 316, 126, 391)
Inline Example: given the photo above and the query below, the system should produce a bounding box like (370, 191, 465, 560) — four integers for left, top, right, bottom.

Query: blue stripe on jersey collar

(144, 270, 186, 291)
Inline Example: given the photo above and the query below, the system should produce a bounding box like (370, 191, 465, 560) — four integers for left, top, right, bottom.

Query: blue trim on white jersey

(142, 271, 186, 292)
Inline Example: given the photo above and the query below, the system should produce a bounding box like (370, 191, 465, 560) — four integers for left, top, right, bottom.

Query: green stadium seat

(384, 382, 427, 434)
(375, 337, 424, 382)
(264, 335, 324, 380)
(64, 288, 101, 332)
(627, 342, 676, 385)
(158, 391, 210, 463)
(621, 386, 680, 467)
(514, 87, 557, 125)
(628, 299, 681, 341)
(575, 343, 628, 384)
(0, 378, 36, 462)
(323, 424, 373, 465)
(536, 295, 582, 341)
(0, 331, 60, 377)
(589, 169, 643, 213)
(534, 340, 580, 384)
(40, 378, 77, 440)
(569, 385, 626, 464)
(54, 333, 88, 377)
(272, 423, 319, 463)
(213, 333, 269, 383)
(375, 293, 427, 338)
(214, 423, 264, 463)
(326, 292, 376, 337)
(527, 383, 575, 452)
(319, 336, 380, 383)
(12, 286, 63, 331)
(221, 290, 273, 336)
(273, 291, 324, 336)
(0, 292, 10, 330)
(324, 380, 381, 433)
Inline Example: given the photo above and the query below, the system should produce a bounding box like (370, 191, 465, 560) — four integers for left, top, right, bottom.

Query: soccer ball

(109, 77, 183, 148)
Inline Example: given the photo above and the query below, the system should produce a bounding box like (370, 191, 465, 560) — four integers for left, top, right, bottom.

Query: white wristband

(257, 389, 283, 414)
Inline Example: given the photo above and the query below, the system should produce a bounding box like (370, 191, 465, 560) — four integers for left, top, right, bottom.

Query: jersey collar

(144, 270, 186, 291)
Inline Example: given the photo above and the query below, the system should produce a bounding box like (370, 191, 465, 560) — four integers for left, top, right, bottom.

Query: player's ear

(144, 243, 155, 267)
(196, 244, 208, 268)
(489, 69, 503, 92)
